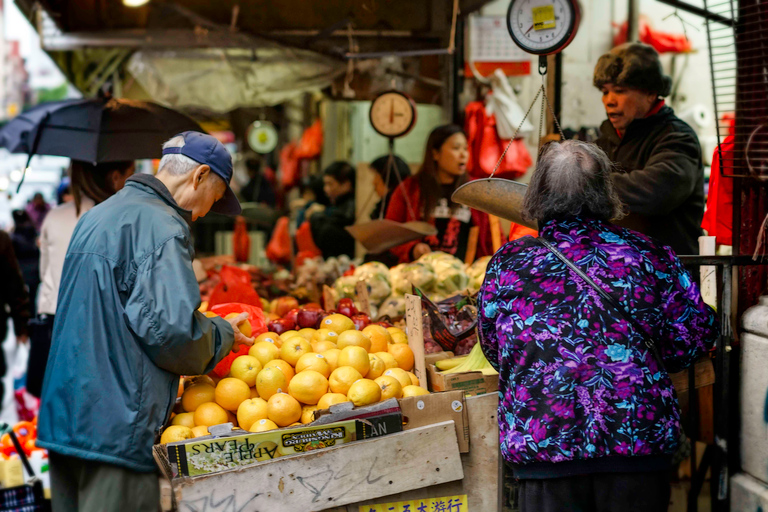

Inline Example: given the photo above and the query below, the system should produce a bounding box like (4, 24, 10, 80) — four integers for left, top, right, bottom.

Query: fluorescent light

(123, 0, 149, 7)
(0, 176, 9, 191)
(9, 169, 23, 182)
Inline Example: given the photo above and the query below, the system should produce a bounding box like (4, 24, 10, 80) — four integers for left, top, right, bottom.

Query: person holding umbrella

(36, 132, 255, 511)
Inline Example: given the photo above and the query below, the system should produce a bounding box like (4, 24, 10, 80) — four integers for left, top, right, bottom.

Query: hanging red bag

(266, 216, 291, 264)
(280, 141, 300, 190)
(295, 120, 323, 160)
(208, 302, 266, 378)
(296, 220, 322, 257)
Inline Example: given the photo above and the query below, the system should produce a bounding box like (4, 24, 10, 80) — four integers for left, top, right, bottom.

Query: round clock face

(247, 121, 278, 154)
(507, 0, 580, 56)
(369, 91, 417, 139)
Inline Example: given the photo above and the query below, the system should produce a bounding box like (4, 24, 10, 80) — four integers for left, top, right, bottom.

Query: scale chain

(488, 84, 544, 179)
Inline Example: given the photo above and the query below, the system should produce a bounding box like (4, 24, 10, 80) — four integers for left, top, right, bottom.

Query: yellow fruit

(236, 398, 268, 431)
(337, 331, 372, 352)
(383, 368, 412, 389)
(199, 301, 209, 312)
(297, 328, 317, 341)
(388, 344, 415, 371)
(301, 405, 318, 424)
(279, 330, 299, 341)
(255, 332, 283, 348)
(229, 355, 262, 387)
(386, 326, 405, 337)
(193, 402, 229, 427)
(338, 346, 370, 376)
(317, 393, 350, 409)
(214, 378, 252, 412)
(407, 372, 420, 386)
(249, 418, 278, 432)
(366, 354, 386, 379)
(161, 425, 193, 444)
(264, 359, 295, 384)
(288, 370, 329, 405)
(224, 312, 252, 337)
(315, 329, 339, 344)
(249, 341, 280, 367)
(295, 353, 331, 378)
(390, 331, 409, 345)
(374, 352, 398, 369)
(171, 412, 196, 429)
(256, 367, 288, 400)
(203, 311, 218, 318)
(321, 314, 355, 333)
(311, 340, 337, 353)
(322, 348, 341, 372)
(374, 375, 403, 401)
(347, 379, 382, 406)
(191, 425, 210, 438)
(181, 384, 215, 412)
(362, 325, 392, 353)
(250, 387, 259, 399)
(267, 393, 302, 427)
(329, 366, 364, 395)
(279, 337, 312, 366)
(402, 385, 429, 397)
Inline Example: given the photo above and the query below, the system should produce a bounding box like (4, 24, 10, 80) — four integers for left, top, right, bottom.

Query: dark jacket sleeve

(123, 235, 235, 375)
(611, 128, 702, 216)
(309, 196, 356, 258)
(0, 232, 31, 337)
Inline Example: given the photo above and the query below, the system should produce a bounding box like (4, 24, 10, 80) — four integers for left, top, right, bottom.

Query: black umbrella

(0, 95, 203, 190)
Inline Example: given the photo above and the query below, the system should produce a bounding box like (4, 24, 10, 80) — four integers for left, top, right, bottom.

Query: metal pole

(627, 0, 640, 42)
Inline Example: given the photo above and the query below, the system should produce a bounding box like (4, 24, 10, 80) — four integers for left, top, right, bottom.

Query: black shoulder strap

(535, 237, 664, 367)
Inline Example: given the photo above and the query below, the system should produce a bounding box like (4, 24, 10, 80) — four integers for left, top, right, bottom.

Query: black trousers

(27, 314, 55, 398)
(519, 471, 671, 512)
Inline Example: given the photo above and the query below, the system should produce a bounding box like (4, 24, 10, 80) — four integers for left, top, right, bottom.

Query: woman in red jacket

(386, 124, 496, 263)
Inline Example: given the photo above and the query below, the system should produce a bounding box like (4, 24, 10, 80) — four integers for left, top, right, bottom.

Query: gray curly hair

(522, 140, 625, 223)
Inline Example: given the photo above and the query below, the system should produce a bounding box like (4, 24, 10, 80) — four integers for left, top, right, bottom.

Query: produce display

(435, 343, 498, 376)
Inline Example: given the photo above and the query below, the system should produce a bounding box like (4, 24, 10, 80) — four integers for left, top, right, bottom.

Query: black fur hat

(593, 43, 672, 97)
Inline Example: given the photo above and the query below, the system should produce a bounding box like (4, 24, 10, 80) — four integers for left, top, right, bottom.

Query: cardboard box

(162, 419, 369, 478)
(399, 390, 469, 453)
(427, 364, 499, 397)
(312, 398, 403, 438)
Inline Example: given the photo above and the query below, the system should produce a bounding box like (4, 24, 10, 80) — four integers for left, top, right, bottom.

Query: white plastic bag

(487, 69, 534, 139)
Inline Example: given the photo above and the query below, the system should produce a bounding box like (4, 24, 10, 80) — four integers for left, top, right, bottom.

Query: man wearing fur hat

(594, 42, 704, 256)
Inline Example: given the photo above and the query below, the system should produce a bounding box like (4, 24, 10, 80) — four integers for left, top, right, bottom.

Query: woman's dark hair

(522, 140, 625, 223)
(370, 154, 411, 192)
(69, 160, 134, 215)
(300, 173, 329, 206)
(323, 161, 356, 187)
(416, 124, 468, 219)
(12, 210, 33, 229)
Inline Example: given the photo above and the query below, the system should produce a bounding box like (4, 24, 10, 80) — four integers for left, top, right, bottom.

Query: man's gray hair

(522, 140, 625, 223)
(158, 136, 201, 176)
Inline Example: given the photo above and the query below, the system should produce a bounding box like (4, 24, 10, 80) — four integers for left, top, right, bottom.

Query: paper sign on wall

(365, 494, 469, 512)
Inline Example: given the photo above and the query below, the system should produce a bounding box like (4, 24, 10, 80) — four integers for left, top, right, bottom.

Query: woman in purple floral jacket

(478, 140, 719, 511)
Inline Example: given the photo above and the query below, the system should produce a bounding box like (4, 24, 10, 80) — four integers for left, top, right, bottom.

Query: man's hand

(412, 243, 432, 259)
(226, 313, 255, 351)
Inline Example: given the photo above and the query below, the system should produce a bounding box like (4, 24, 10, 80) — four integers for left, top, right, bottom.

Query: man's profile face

(190, 170, 226, 221)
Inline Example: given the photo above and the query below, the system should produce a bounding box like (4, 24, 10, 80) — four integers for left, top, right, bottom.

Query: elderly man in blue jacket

(37, 132, 254, 511)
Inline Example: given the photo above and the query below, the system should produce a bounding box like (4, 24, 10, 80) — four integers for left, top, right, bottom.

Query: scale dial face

(247, 121, 278, 154)
(369, 91, 417, 139)
(507, 0, 580, 56)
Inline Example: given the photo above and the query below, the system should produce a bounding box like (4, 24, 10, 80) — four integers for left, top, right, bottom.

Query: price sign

(355, 280, 372, 316)
(404, 294, 428, 390)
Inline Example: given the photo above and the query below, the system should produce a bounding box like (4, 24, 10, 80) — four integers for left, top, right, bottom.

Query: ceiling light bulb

(9, 169, 23, 182)
(0, 176, 9, 191)
(123, 0, 149, 7)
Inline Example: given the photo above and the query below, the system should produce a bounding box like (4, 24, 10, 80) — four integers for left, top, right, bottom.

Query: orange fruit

(229, 355, 262, 387)
(317, 393, 350, 410)
(249, 341, 280, 366)
(374, 375, 403, 401)
(337, 330, 372, 352)
(267, 393, 302, 427)
(255, 332, 283, 348)
(288, 370, 329, 405)
(279, 337, 312, 366)
(311, 340, 337, 353)
(347, 379, 382, 406)
(171, 412, 195, 429)
(183, 375, 215, 391)
(297, 328, 317, 341)
(315, 329, 339, 344)
(215, 378, 251, 412)
(264, 359, 295, 384)
(388, 344, 414, 371)
(191, 425, 210, 438)
(181, 384, 215, 412)
(407, 371, 420, 386)
(329, 366, 363, 395)
(256, 367, 288, 400)
(236, 398, 268, 431)
(402, 385, 429, 397)
(193, 402, 229, 427)
(366, 353, 386, 379)
(383, 368, 412, 389)
(362, 325, 392, 353)
(250, 387, 259, 399)
(295, 353, 331, 378)
(160, 426, 193, 444)
(374, 352, 398, 370)
(321, 314, 355, 333)
(249, 419, 278, 432)
(224, 312, 252, 337)
(301, 405, 318, 424)
(338, 346, 370, 376)
(321, 348, 341, 372)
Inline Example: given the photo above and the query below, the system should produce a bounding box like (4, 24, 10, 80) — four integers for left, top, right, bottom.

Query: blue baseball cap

(162, 131, 241, 216)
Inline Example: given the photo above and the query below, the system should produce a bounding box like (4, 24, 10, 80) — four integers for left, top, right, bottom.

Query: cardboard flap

(399, 391, 469, 453)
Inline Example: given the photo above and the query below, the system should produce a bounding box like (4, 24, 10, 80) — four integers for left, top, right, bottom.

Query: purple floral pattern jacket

(478, 216, 719, 468)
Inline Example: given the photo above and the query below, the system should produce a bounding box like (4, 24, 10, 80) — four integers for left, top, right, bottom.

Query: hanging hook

(538, 55, 548, 76)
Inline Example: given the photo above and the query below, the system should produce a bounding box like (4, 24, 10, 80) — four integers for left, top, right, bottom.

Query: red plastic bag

(465, 100, 532, 180)
(280, 141, 299, 190)
(208, 265, 261, 308)
(295, 120, 323, 160)
(209, 302, 267, 378)
(613, 18, 693, 54)
(266, 216, 291, 264)
(296, 221, 322, 257)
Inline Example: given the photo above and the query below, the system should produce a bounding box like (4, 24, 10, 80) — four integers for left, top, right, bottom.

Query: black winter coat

(309, 192, 356, 258)
(596, 105, 705, 255)
(0, 231, 32, 380)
